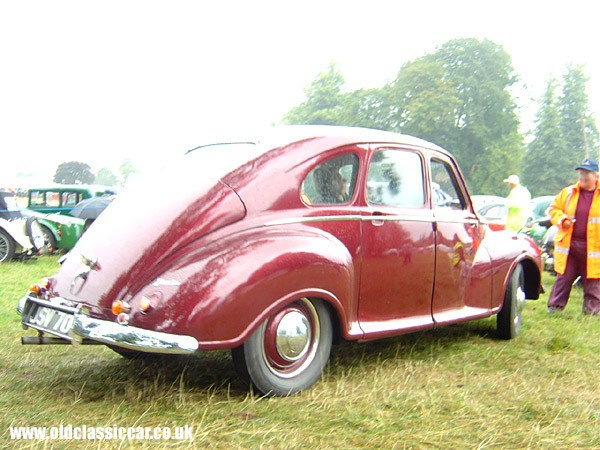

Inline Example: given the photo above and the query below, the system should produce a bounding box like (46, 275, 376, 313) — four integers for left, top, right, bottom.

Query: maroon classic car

(17, 126, 541, 396)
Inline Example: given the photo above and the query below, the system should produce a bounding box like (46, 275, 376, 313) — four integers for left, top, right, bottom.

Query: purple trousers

(548, 239, 600, 315)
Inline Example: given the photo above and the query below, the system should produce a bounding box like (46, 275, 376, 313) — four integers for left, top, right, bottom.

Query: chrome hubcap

(275, 311, 310, 362)
(262, 298, 320, 378)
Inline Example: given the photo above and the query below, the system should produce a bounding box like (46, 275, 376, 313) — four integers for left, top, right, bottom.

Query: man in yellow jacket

(547, 158, 600, 315)
(503, 175, 531, 231)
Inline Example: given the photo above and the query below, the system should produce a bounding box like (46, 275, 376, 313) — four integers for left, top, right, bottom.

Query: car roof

(190, 125, 450, 159)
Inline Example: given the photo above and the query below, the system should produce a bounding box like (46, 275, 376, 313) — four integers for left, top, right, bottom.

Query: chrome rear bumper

(18, 296, 198, 354)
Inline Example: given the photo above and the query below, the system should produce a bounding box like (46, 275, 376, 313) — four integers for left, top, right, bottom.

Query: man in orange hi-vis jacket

(547, 158, 600, 315)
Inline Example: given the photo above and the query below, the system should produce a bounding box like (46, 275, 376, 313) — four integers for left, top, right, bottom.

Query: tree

(522, 79, 569, 196)
(387, 38, 523, 193)
(282, 62, 346, 125)
(119, 158, 139, 186)
(281, 39, 524, 194)
(523, 65, 599, 196)
(383, 58, 461, 144)
(557, 64, 599, 164)
(95, 168, 120, 186)
(53, 161, 95, 185)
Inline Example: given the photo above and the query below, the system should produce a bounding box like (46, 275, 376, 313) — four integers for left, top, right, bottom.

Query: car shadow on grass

(28, 317, 500, 402)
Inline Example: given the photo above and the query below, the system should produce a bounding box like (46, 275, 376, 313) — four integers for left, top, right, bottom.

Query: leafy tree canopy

(53, 161, 95, 185)
(523, 65, 599, 196)
(119, 158, 139, 186)
(95, 168, 120, 186)
(282, 38, 523, 194)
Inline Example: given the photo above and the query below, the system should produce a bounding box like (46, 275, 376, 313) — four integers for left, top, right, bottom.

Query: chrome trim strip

(362, 215, 436, 223)
(264, 215, 362, 226)
(264, 214, 477, 227)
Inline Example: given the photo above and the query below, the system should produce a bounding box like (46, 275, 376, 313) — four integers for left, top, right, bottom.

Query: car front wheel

(232, 298, 332, 397)
(497, 264, 525, 339)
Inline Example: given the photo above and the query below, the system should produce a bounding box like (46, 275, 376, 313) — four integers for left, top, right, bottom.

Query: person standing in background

(547, 158, 600, 316)
(503, 175, 531, 231)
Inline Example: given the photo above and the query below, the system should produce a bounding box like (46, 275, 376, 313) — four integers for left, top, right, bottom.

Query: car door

(358, 147, 436, 337)
(429, 156, 492, 325)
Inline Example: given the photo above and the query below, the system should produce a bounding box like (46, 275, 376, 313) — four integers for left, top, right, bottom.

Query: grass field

(1, 255, 599, 449)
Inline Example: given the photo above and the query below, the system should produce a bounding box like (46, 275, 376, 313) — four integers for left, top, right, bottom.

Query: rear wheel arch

(176, 229, 358, 346)
(227, 290, 348, 349)
(231, 296, 334, 396)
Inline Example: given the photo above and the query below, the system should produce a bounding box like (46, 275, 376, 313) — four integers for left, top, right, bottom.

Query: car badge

(70, 253, 101, 294)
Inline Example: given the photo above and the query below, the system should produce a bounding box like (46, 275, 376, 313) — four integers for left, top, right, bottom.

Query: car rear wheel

(497, 264, 525, 339)
(40, 226, 56, 254)
(0, 230, 16, 263)
(232, 298, 332, 397)
(25, 217, 45, 252)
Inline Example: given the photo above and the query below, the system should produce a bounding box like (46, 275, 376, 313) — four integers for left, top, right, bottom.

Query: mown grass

(1, 256, 599, 449)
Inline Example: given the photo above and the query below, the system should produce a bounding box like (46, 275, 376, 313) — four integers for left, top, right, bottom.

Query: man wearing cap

(503, 174, 531, 231)
(547, 158, 600, 315)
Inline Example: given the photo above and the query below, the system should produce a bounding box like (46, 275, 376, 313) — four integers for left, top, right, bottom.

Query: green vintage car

(26, 185, 118, 216)
(25, 185, 118, 252)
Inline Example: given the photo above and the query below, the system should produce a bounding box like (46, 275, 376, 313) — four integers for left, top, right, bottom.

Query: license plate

(26, 304, 74, 339)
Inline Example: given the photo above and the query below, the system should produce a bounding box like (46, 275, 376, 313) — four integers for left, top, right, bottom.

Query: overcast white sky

(1, 0, 599, 187)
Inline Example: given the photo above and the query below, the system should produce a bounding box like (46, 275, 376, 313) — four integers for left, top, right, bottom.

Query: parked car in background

(471, 195, 505, 213)
(69, 196, 114, 232)
(0, 191, 45, 262)
(34, 213, 85, 254)
(476, 202, 507, 231)
(477, 195, 555, 242)
(1, 190, 84, 255)
(17, 126, 542, 396)
(26, 185, 118, 216)
(526, 196, 555, 243)
(530, 196, 554, 219)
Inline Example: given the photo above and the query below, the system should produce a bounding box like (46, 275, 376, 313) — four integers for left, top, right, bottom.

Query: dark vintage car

(0, 191, 45, 262)
(17, 126, 542, 396)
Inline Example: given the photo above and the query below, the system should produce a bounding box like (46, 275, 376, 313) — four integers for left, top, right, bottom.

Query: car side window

(62, 192, 79, 207)
(482, 205, 507, 220)
(366, 149, 424, 207)
(30, 191, 45, 206)
(430, 159, 466, 209)
(47, 193, 60, 208)
(301, 154, 359, 205)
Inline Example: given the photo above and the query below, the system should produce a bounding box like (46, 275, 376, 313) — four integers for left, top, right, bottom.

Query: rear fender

(125, 226, 358, 349)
